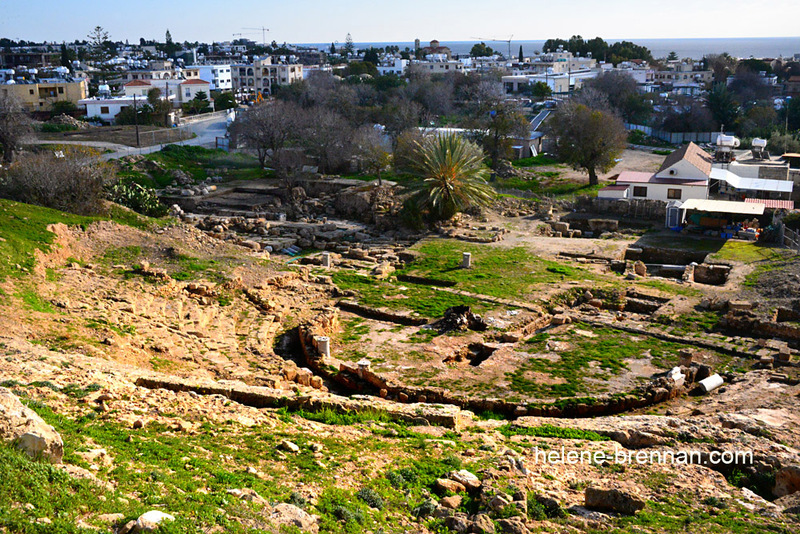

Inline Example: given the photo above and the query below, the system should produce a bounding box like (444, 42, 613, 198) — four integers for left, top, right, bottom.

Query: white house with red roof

(600, 143, 712, 202)
(178, 78, 210, 102)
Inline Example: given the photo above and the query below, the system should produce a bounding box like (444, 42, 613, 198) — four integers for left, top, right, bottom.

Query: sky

(1, 0, 799, 45)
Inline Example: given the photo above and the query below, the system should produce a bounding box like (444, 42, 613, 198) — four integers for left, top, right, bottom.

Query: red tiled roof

(657, 142, 713, 176)
(124, 80, 151, 86)
(744, 198, 795, 210)
(614, 171, 654, 183)
(180, 79, 209, 85)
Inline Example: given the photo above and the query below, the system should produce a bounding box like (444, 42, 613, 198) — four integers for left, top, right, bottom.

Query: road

(27, 113, 230, 161)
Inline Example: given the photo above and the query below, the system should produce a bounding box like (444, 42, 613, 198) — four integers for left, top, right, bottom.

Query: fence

(784, 226, 800, 253)
(625, 124, 733, 145)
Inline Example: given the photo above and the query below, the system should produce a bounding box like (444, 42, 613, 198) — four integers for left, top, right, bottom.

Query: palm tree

(410, 133, 495, 221)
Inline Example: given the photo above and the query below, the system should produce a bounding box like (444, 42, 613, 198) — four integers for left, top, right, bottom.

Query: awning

(680, 199, 765, 215)
(709, 168, 793, 193)
(744, 198, 795, 210)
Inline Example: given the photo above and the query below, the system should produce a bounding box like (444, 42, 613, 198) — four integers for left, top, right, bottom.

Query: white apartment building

(186, 64, 233, 91)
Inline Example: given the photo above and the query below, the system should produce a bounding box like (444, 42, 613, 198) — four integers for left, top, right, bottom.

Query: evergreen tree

(518, 45, 524, 63)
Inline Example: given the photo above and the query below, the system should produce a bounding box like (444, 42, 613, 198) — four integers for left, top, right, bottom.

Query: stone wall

(575, 197, 668, 222)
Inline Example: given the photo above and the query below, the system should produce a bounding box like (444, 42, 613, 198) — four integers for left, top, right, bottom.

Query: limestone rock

(774, 465, 800, 498)
(440, 495, 463, 509)
(497, 517, 529, 534)
(269, 503, 319, 534)
(278, 440, 300, 453)
(585, 486, 645, 515)
(471, 513, 496, 533)
(449, 469, 481, 491)
(436, 478, 466, 494)
(0, 387, 63, 463)
(135, 510, 175, 532)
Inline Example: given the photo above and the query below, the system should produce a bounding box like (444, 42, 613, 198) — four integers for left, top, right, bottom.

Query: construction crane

(243, 26, 270, 45)
(470, 35, 514, 59)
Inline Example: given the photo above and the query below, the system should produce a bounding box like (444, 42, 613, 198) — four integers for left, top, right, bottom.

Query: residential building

(78, 95, 139, 122)
(231, 57, 303, 98)
(1, 50, 59, 69)
(1, 78, 88, 112)
(599, 142, 794, 204)
(408, 56, 464, 75)
(376, 58, 408, 76)
(186, 64, 233, 91)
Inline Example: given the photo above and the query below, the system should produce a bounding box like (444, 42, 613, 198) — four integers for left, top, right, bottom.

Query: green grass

(166, 254, 223, 281)
(331, 271, 485, 318)
(399, 239, 596, 301)
(498, 423, 609, 441)
(5, 395, 476, 534)
(101, 245, 142, 266)
(507, 324, 685, 398)
(709, 240, 787, 263)
(15, 288, 56, 313)
(0, 199, 165, 281)
(511, 155, 558, 167)
(119, 145, 264, 189)
(637, 279, 701, 297)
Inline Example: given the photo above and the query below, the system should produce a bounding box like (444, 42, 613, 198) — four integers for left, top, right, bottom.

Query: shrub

(39, 123, 78, 133)
(356, 487, 384, 510)
(0, 147, 110, 215)
(106, 180, 167, 217)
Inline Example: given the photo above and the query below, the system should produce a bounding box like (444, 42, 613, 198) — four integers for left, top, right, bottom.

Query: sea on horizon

(303, 36, 800, 61)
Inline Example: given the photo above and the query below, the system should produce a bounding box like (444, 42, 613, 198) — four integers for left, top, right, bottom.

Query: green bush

(356, 487, 384, 510)
(107, 181, 167, 217)
(39, 123, 79, 133)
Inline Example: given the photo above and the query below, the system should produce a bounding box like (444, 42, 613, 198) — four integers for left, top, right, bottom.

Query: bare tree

(232, 100, 303, 169)
(545, 102, 628, 186)
(301, 108, 353, 174)
(354, 125, 392, 185)
(0, 147, 111, 214)
(0, 94, 32, 163)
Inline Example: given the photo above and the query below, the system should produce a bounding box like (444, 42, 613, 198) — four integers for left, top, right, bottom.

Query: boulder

(269, 503, 319, 533)
(774, 465, 800, 498)
(584, 487, 645, 515)
(471, 513, 496, 533)
(449, 469, 482, 491)
(436, 478, 466, 494)
(0, 387, 63, 463)
(440, 495, 463, 509)
(134, 511, 175, 532)
(497, 517, 529, 534)
(278, 440, 300, 454)
(444, 514, 471, 533)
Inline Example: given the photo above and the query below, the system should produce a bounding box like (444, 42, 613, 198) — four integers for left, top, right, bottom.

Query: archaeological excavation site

(1, 145, 800, 534)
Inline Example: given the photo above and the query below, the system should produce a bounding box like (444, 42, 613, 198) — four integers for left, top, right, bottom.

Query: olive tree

(545, 102, 627, 186)
(0, 94, 32, 163)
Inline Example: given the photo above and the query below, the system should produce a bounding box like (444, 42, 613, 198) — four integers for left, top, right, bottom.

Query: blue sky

(1, 0, 798, 44)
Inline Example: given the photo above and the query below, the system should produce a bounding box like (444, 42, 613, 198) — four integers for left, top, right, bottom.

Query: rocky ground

(1, 157, 800, 533)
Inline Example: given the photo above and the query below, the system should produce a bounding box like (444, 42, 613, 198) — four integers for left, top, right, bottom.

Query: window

(667, 188, 682, 199)
(100, 106, 109, 114)
(30, 89, 34, 95)
(58, 87, 64, 94)
(632, 186, 648, 197)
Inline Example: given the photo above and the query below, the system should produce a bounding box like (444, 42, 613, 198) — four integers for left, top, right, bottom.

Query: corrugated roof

(744, 198, 795, 210)
(680, 199, 765, 215)
(709, 168, 794, 193)
(657, 142, 713, 176)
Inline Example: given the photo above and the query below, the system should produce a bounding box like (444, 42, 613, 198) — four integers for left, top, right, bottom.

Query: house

(600, 142, 713, 202)
(78, 95, 138, 122)
(1, 78, 88, 112)
(376, 58, 408, 76)
(179, 79, 210, 102)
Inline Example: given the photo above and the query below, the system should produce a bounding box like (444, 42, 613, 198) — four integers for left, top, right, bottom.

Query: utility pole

(133, 93, 140, 147)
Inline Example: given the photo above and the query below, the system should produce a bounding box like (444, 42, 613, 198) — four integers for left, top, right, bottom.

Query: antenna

(243, 26, 270, 45)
